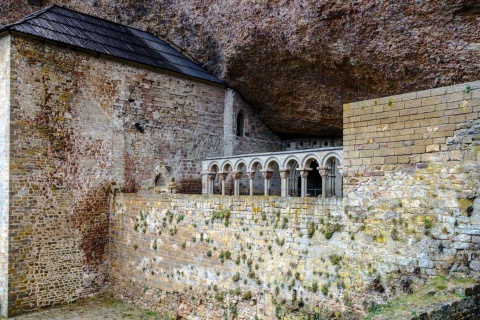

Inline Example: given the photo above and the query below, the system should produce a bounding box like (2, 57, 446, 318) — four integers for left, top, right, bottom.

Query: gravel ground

(7, 295, 172, 320)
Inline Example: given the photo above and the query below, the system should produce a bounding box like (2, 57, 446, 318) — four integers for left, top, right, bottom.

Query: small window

(236, 112, 245, 137)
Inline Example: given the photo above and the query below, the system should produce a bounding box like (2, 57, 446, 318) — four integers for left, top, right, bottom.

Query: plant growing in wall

(424, 217, 433, 229)
(322, 223, 342, 240)
(307, 222, 315, 238)
(232, 272, 240, 282)
(242, 291, 252, 300)
(281, 217, 288, 229)
(321, 285, 328, 296)
(167, 210, 174, 223)
(329, 254, 342, 265)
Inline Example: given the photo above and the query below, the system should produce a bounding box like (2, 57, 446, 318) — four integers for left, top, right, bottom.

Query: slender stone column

(337, 166, 344, 198)
(279, 169, 290, 197)
(219, 172, 228, 196)
(233, 171, 243, 196)
(296, 168, 312, 198)
(261, 170, 273, 196)
(318, 166, 328, 199)
(207, 173, 216, 194)
(247, 171, 255, 196)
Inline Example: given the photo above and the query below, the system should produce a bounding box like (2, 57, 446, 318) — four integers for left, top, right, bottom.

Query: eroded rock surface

(2, 0, 480, 138)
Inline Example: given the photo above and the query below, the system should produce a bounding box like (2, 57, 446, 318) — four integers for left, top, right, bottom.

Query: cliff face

(2, 0, 480, 138)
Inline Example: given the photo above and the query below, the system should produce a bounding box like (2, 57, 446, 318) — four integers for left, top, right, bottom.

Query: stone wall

(343, 81, 480, 276)
(223, 89, 283, 157)
(0, 34, 10, 316)
(109, 189, 479, 319)
(3, 33, 228, 315)
(109, 81, 480, 319)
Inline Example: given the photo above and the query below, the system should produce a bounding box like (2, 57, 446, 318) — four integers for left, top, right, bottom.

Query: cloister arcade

(201, 147, 343, 198)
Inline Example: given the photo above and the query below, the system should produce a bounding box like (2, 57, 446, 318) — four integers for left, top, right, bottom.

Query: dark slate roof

(0, 5, 223, 85)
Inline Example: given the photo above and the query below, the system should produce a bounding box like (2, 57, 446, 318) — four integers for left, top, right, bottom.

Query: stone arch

(207, 163, 220, 195)
(221, 160, 234, 173)
(320, 151, 343, 167)
(152, 164, 174, 193)
(248, 158, 263, 172)
(208, 162, 220, 173)
(300, 153, 322, 168)
(283, 157, 300, 197)
(234, 159, 248, 172)
(265, 157, 281, 171)
(323, 154, 343, 198)
(283, 155, 301, 170)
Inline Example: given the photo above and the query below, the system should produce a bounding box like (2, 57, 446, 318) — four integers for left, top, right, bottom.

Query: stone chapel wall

(5, 34, 226, 315)
(0, 34, 10, 316)
(223, 89, 283, 157)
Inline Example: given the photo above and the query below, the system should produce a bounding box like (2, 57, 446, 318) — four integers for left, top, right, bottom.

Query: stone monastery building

(0, 5, 479, 319)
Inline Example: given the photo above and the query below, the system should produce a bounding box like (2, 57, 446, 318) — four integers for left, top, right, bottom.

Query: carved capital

(219, 172, 228, 181)
(296, 167, 312, 179)
(279, 169, 290, 179)
(208, 173, 217, 181)
(246, 171, 255, 180)
(233, 171, 243, 180)
(317, 166, 329, 178)
(299, 170, 309, 179)
(261, 170, 273, 180)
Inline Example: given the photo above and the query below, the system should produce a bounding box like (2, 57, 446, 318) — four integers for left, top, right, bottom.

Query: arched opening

(209, 164, 220, 195)
(286, 160, 300, 197)
(325, 157, 342, 197)
(250, 162, 263, 195)
(222, 163, 234, 196)
(235, 162, 249, 196)
(265, 159, 281, 196)
(236, 112, 245, 137)
(307, 160, 322, 197)
(154, 173, 165, 187)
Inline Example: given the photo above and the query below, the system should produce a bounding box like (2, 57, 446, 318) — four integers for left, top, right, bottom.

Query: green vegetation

(424, 217, 433, 229)
(322, 223, 342, 240)
(232, 272, 240, 282)
(363, 276, 476, 320)
(211, 209, 231, 226)
(242, 291, 253, 300)
(329, 254, 342, 265)
(321, 285, 328, 296)
(307, 222, 315, 238)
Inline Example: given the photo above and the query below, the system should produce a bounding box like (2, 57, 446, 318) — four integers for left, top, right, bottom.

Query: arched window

(236, 112, 245, 137)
